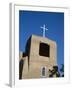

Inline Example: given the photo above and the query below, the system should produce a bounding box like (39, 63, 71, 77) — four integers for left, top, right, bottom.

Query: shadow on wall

(19, 59, 24, 79)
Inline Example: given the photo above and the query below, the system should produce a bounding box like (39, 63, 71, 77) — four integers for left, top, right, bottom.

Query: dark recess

(39, 43, 50, 57)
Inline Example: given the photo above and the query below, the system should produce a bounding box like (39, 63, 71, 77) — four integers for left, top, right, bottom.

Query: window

(41, 67, 46, 77)
(39, 43, 50, 57)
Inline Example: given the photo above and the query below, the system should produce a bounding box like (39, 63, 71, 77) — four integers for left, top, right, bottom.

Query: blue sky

(19, 10, 64, 68)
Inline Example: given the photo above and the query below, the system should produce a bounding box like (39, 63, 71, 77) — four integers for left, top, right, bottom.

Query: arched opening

(41, 66, 46, 77)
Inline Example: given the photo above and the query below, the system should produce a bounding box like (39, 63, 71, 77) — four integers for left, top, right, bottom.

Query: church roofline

(30, 34, 57, 46)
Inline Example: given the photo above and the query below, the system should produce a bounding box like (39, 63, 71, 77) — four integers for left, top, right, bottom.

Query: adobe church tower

(20, 34, 57, 79)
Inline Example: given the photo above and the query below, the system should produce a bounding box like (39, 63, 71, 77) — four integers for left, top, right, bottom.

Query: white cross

(40, 24, 48, 37)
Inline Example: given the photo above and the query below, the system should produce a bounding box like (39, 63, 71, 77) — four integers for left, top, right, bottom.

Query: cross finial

(40, 24, 48, 37)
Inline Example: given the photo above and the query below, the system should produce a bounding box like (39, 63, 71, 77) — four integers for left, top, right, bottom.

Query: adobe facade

(19, 35, 57, 79)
